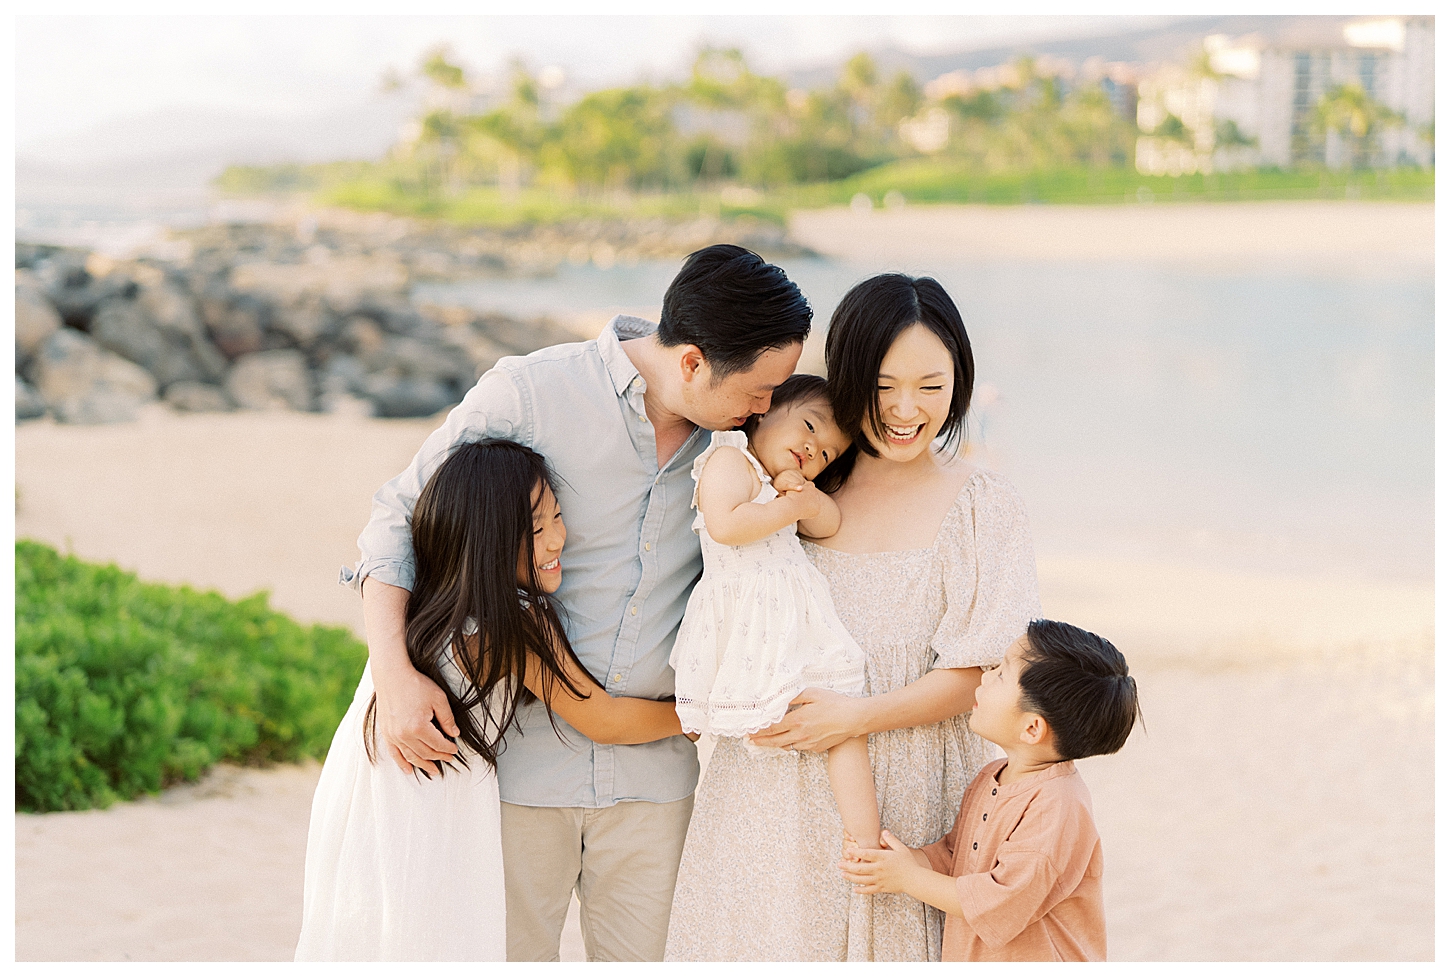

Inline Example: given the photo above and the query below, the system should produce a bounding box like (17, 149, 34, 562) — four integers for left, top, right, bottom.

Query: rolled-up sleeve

(345, 364, 528, 595)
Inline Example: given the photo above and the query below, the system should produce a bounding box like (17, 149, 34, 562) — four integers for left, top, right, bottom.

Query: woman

(296, 439, 685, 961)
(665, 274, 1040, 961)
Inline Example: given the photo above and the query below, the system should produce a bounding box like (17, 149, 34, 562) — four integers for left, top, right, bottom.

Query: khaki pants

(500, 795, 694, 961)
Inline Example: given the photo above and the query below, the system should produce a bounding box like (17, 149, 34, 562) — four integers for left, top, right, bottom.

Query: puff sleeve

(929, 470, 1042, 669)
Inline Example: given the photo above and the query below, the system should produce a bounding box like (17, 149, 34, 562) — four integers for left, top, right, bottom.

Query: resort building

(1135, 16, 1435, 175)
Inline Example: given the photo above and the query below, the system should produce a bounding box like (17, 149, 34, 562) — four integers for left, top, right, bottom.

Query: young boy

(839, 619, 1140, 962)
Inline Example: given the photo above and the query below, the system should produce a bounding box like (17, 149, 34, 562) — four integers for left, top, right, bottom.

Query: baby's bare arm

(795, 487, 841, 540)
(698, 448, 817, 545)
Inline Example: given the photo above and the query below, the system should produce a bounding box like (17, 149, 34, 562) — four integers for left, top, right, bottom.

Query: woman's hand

(747, 687, 863, 753)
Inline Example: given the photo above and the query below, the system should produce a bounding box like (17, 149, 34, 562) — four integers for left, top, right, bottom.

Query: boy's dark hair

(1019, 619, 1141, 761)
(658, 244, 812, 381)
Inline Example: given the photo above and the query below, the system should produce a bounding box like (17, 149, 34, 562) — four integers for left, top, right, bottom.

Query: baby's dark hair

(742, 373, 854, 492)
(1018, 619, 1141, 761)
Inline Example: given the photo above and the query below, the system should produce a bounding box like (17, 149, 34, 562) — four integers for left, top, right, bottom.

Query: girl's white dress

(294, 645, 506, 961)
(670, 430, 866, 738)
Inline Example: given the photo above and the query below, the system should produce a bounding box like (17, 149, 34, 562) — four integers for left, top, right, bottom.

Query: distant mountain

(15, 97, 416, 207)
(782, 14, 1330, 88)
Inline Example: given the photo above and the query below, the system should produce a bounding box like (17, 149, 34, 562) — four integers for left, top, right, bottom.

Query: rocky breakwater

(16, 209, 812, 425)
(15, 232, 582, 426)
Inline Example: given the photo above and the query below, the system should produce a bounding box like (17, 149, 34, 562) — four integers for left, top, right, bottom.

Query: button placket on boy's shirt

(969, 779, 1004, 865)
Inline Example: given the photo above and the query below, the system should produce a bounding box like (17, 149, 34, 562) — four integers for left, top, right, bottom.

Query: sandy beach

(14, 201, 1434, 962)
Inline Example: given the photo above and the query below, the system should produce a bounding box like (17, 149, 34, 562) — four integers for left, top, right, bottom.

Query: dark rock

(473, 313, 581, 356)
(378, 335, 473, 387)
(16, 376, 47, 421)
(201, 292, 268, 358)
(362, 372, 459, 418)
(271, 296, 333, 348)
(30, 328, 158, 424)
(140, 282, 230, 381)
(40, 261, 138, 331)
(90, 291, 226, 388)
(338, 315, 389, 362)
(226, 349, 313, 411)
(15, 273, 63, 369)
(164, 381, 233, 413)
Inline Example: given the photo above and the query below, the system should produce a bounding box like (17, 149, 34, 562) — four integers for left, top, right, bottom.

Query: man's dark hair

(658, 244, 812, 381)
(1019, 619, 1141, 761)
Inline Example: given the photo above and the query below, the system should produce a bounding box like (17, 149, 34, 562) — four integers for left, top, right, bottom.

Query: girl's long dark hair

(363, 438, 587, 774)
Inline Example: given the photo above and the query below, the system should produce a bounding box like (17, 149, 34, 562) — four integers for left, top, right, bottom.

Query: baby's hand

(785, 480, 826, 521)
(772, 469, 810, 494)
(841, 830, 859, 860)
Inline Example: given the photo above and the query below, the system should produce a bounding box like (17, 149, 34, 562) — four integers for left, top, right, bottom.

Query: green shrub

(15, 540, 368, 812)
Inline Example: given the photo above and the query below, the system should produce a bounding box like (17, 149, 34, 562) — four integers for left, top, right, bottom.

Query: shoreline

(789, 200, 1434, 271)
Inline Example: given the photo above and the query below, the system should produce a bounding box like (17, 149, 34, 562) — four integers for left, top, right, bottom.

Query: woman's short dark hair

(658, 244, 812, 381)
(823, 273, 974, 459)
(363, 438, 586, 774)
(1018, 619, 1142, 761)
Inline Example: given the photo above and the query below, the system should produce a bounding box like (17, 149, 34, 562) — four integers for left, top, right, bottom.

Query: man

(341, 244, 812, 960)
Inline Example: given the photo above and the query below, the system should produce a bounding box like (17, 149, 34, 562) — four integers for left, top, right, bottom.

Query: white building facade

(1136, 16, 1433, 174)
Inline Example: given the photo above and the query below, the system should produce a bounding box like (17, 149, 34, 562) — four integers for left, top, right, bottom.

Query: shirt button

(638, 414, 648, 423)
(992, 788, 997, 795)
(972, 842, 978, 850)
(614, 673, 622, 681)
(644, 542, 651, 551)
(982, 813, 988, 821)
(630, 606, 638, 615)
(632, 378, 643, 389)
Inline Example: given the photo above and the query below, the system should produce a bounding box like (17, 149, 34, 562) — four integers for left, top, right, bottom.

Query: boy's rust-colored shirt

(920, 758, 1106, 961)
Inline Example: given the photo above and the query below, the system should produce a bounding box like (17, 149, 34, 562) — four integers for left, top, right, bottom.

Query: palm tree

(1312, 83, 1403, 170)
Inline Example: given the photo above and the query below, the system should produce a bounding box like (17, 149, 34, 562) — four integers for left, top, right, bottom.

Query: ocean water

(416, 257, 1434, 584)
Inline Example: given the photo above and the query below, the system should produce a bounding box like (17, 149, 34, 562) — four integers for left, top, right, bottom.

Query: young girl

(669, 374, 881, 853)
(296, 438, 685, 962)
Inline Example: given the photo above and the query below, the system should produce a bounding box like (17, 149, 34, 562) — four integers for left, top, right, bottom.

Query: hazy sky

(16, 14, 1166, 149)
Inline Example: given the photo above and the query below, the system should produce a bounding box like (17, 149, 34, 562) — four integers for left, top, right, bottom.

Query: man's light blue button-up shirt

(343, 315, 706, 807)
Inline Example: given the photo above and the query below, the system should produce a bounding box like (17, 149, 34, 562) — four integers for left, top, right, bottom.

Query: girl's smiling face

(748, 396, 851, 481)
(518, 482, 566, 592)
(863, 323, 955, 462)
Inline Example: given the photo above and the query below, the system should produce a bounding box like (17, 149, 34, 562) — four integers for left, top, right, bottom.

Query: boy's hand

(839, 830, 922, 894)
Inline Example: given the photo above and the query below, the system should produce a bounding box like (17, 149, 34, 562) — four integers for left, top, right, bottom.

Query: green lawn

(216, 160, 1433, 231)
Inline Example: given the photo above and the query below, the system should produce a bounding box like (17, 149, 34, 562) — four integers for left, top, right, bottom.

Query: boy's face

(969, 636, 1035, 747)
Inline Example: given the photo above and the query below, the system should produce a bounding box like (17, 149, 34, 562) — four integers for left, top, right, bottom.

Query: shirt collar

(992, 757, 1079, 797)
(598, 314, 657, 396)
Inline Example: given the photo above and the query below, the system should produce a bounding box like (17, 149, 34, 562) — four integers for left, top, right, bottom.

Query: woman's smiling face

(863, 323, 955, 462)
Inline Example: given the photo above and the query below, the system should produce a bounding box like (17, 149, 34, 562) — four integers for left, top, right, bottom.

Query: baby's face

(748, 397, 851, 482)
